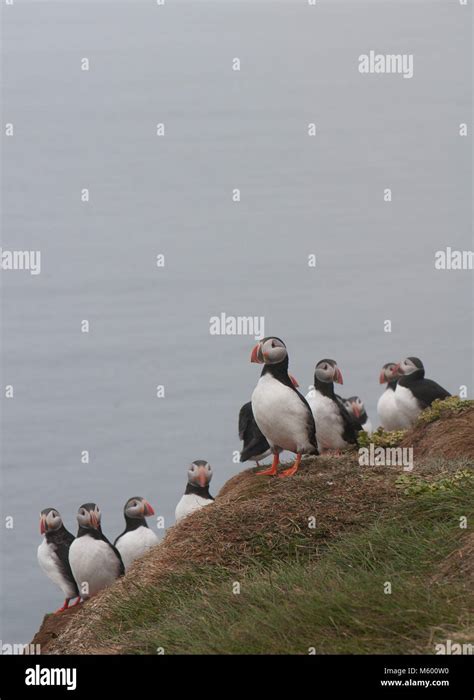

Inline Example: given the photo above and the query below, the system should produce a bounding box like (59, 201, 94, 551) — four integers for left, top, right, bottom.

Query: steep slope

(32, 403, 474, 655)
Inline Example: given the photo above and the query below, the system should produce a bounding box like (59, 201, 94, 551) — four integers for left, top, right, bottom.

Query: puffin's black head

(187, 460, 213, 488)
(379, 362, 400, 384)
(344, 396, 365, 420)
(250, 337, 287, 365)
(396, 357, 425, 378)
(39, 507, 63, 535)
(315, 359, 343, 384)
(123, 496, 155, 520)
(77, 503, 101, 531)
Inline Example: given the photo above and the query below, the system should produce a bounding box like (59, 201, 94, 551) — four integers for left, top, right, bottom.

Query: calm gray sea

(1, 0, 472, 644)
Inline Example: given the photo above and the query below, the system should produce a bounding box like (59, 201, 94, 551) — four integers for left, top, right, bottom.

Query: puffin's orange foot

(257, 454, 279, 476)
(278, 454, 302, 478)
(54, 600, 69, 614)
(257, 466, 277, 475)
(278, 465, 298, 477)
(70, 597, 82, 607)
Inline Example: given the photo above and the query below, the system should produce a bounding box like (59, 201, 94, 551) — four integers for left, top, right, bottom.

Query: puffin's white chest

(394, 385, 422, 427)
(175, 494, 213, 523)
(305, 389, 347, 451)
(377, 388, 404, 430)
(251, 374, 313, 453)
(69, 535, 121, 598)
(115, 527, 158, 570)
(37, 540, 77, 599)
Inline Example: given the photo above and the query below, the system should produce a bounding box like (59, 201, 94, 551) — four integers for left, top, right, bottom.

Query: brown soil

(431, 532, 474, 585)
(30, 605, 82, 653)
(400, 406, 474, 460)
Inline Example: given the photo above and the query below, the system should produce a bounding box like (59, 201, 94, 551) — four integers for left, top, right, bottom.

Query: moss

(357, 427, 407, 448)
(417, 396, 474, 424)
(395, 469, 474, 496)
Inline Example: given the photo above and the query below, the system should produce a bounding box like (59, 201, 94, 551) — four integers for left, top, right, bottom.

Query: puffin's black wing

(335, 396, 364, 445)
(238, 401, 252, 440)
(295, 390, 319, 454)
(112, 544, 125, 575)
(410, 379, 451, 409)
(54, 528, 79, 596)
(239, 401, 270, 462)
(111, 542, 125, 576)
(100, 533, 126, 576)
(113, 529, 126, 548)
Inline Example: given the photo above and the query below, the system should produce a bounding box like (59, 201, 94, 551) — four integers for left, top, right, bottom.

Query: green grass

(97, 481, 473, 654)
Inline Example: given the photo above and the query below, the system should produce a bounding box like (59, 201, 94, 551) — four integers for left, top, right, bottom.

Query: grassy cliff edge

(32, 403, 474, 655)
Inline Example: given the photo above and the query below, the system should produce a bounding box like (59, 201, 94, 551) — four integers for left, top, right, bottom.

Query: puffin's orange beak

(352, 404, 361, 419)
(197, 467, 208, 487)
(142, 500, 155, 517)
(90, 511, 100, 529)
(379, 369, 387, 384)
(250, 343, 262, 363)
(334, 367, 343, 385)
(40, 515, 46, 535)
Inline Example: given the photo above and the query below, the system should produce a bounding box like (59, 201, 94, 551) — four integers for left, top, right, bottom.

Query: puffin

(394, 357, 451, 427)
(175, 460, 214, 523)
(343, 396, 373, 434)
(37, 508, 81, 613)
(68, 503, 124, 599)
(239, 373, 301, 467)
(305, 359, 362, 452)
(250, 336, 318, 477)
(114, 497, 158, 571)
(377, 362, 403, 430)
